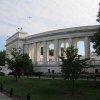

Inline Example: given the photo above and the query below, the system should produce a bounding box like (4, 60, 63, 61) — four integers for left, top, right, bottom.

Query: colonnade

(24, 37, 90, 66)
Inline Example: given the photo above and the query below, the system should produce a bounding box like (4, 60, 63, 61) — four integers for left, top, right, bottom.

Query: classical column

(64, 39, 66, 58)
(47, 42, 49, 63)
(34, 42, 37, 65)
(54, 39, 59, 65)
(69, 38, 73, 47)
(29, 44, 32, 59)
(43, 41, 47, 65)
(74, 39, 78, 49)
(31, 44, 34, 62)
(85, 37, 90, 58)
(24, 44, 29, 54)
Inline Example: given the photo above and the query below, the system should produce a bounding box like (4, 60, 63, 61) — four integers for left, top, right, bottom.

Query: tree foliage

(96, 3, 100, 22)
(91, 3, 100, 55)
(60, 46, 88, 80)
(91, 28, 100, 55)
(60, 46, 89, 95)
(6, 48, 33, 80)
(0, 50, 6, 66)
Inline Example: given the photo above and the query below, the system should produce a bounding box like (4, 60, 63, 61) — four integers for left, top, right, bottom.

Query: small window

(49, 44, 54, 56)
(41, 47, 43, 55)
(49, 49, 54, 56)
(61, 47, 64, 56)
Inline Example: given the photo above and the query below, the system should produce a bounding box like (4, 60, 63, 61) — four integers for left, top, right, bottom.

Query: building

(6, 25, 100, 73)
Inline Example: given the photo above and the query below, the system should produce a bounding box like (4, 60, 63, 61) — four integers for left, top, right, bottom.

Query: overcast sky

(0, 0, 100, 50)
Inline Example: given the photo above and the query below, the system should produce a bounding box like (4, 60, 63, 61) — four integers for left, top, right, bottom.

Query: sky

(0, 0, 100, 51)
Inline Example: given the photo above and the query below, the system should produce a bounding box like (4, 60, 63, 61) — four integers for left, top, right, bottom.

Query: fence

(89, 60, 100, 66)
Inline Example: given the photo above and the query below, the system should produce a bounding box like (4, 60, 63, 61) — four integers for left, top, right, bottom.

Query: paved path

(0, 92, 13, 100)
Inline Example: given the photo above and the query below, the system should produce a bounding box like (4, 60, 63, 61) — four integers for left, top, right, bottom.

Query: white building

(6, 25, 100, 73)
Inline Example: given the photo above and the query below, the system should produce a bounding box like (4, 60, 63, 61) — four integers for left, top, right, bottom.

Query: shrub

(8, 72, 15, 76)
(0, 72, 5, 76)
(33, 72, 43, 77)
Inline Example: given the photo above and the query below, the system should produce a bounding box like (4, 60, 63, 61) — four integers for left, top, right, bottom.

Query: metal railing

(89, 60, 100, 66)
(37, 61, 43, 65)
(36, 60, 100, 66)
(47, 61, 56, 64)
(36, 61, 56, 65)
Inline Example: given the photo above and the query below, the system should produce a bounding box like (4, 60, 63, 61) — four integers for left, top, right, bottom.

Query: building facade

(6, 25, 100, 73)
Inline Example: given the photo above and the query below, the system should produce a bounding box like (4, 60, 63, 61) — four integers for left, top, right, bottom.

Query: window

(61, 43, 64, 56)
(61, 47, 64, 56)
(77, 41, 85, 56)
(49, 49, 54, 56)
(41, 47, 43, 55)
(49, 44, 54, 56)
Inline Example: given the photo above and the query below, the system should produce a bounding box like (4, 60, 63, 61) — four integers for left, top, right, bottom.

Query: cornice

(6, 25, 100, 46)
(27, 25, 99, 41)
(6, 38, 25, 47)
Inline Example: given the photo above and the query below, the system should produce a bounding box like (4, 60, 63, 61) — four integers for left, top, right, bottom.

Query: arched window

(40, 47, 43, 55)
(77, 41, 85, 56)
(66, 42, 69, 48)
(49, 44, 54, 56)
(60, 43, 64, 56)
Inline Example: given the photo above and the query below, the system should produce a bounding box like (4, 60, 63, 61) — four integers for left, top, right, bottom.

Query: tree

(0, 50, 6, 66)
(91, 3, 100, 55)
(60, 46, 89, 96)
(6, 48, 33, 80)
(96, 3, 100, 22)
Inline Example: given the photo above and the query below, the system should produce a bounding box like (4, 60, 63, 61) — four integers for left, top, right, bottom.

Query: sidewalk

(0, 92, 13, 100)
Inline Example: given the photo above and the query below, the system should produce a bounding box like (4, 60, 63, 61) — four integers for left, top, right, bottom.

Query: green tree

(6, 48, 33, 80)
(60, 46, 88, 96)
(91, 3, 100, 55)
(0, 50, 6, 66)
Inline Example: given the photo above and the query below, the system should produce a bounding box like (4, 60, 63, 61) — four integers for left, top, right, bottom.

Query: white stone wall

(34, 66, 61, 73)
(6, 25, 100, 73)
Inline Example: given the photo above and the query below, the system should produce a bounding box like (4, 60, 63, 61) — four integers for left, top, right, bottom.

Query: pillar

(34, 42, 37, 65)
(29, 44, 32, 59)
(74, 39, 78, 49)
(64, 39, 66, 58)
(69, 38, 73, 47)
(43, 41, 47, 65)
(31, 44, 34, 62)
(54, 40, 59, 65)
(24, 44, 29, 54)
(85, 37, 90, 58)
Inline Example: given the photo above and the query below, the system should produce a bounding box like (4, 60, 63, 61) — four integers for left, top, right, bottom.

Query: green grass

(0, 76, 100, 100)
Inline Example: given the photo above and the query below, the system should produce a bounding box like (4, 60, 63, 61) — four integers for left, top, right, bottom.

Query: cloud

(0, 0, 99, 36)
(0, 0, 100, 50)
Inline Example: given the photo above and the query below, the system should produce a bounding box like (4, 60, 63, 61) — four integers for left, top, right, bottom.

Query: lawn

(0, 76, 100, 100)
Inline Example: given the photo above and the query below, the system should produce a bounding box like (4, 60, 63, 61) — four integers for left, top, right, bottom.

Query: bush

(33, 72, 43, 77)
(0, 72, 5, 76)
(24, 72, 33, 76)
(8, 72, 15, 76)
